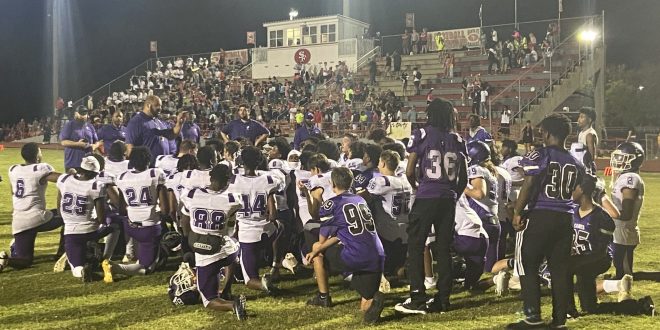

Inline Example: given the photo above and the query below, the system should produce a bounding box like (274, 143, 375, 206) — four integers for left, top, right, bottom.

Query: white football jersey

(268, 159, 291, 211)
(227, 174, 281, 243)
(116, 168, 166, 225)
(611, 172, 645, 245)
(578, 127, 598, 147)
(455, 194, 487, 238)
(56, 174, 105, 235)
(9, 163, 55, 234)
(155, 154, 179, 175)
(104, 158, 130, 178)
(396, 159, 408, 176)
(219, 159, 235, 171)
(179, 169, 212, 193)
(9, 163, 53, 213)
(501, 156, 524, 182)
(308, 171, 336, 202)
(467, 165, 499, 220)
(180, 187, 241, 266)
(294, 169, 313, 225)
(367, 174, 413, 243)
(327, 159, 339, 169)
(344, 158, 366, 173)
(165, 171, 188, 203)
(494, 166, 512, 222)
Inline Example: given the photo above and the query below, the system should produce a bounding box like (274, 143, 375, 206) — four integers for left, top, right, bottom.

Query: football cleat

(101, 259, 114, 283)
(638, 296, 655, 316)
(233, 295, 248, 321)
(509, 275, 522, 291)
(306, 292, 332, 307)
(495, 270, 511, 296)
(505, 318, 547, 329)
(261, 273, 276, 294)
(54, 253, 68, 273)
(0, 251, 8, 272)
(394, 298, 427, 315)
(424, 277, 437, 290)
(618, 274, 634, 302)
(122, 254, 137, 263)
(282, 253, 298, 274)
(426, 297, 450, 314)
(379, 274, 391, 293)
(81, 264, 93, 283)
(364, 292, 385, 324)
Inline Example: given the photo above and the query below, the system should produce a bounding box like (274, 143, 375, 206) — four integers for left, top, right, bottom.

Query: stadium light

(639, 85, 645, 91)
(579, 29, 598, 42)
(289, 9, 299, 20)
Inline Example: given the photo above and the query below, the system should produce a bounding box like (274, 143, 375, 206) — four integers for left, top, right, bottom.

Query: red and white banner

(210, 49, 249, 66)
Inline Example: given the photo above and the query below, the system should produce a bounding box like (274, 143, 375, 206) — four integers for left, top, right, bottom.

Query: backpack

(415, 71, 422, 79)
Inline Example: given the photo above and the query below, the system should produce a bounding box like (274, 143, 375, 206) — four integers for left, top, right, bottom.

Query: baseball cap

(305, 112, 314, 120)
(80, 156, 101, 173)
(76, 105, 89, 114)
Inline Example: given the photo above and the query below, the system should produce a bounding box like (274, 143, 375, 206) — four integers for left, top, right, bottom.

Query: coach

(125, 95, 186, 164)
(293, 112, 321, 150)
(96, 109, 126, 154)
(220, 104, 269, 145)
(60, 105, 100, 171)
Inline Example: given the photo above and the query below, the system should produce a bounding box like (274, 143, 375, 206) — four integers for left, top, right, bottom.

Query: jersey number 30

(544, 162, 578, 199)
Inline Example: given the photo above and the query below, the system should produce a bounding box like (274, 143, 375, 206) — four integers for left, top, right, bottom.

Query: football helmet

(467, 140, 491, 166)
(168, 262, 200, 306)
(610, 142, 644, 173)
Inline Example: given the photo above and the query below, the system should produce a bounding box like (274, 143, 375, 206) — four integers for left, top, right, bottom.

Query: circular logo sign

(294, 49, 311, 64)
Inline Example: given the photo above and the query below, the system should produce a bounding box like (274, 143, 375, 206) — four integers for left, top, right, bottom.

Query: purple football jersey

(520, 146, 584, 214)
(319, 192, 385, 273)
(406, 126, 468, 200)
(572, 205, 615, 256)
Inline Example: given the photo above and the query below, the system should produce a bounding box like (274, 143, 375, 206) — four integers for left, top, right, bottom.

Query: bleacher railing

(486, 15, 602, 136)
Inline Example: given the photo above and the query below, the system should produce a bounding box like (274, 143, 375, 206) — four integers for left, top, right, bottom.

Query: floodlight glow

(289, 9, 299, 20)
(579, 30, 598, 42)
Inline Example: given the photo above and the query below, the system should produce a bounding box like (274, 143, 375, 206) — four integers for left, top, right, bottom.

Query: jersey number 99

(343, 203, 375, 236)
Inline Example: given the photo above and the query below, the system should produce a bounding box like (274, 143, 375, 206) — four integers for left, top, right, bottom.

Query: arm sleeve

(366, 176, 392, 196)
(468, 165, 486, 180)
(318, 199, 335, 222)
(406, 128, 425, 154)
(125, 118, 141, 145)
(520, 149, 548, 176)
(59, 122, 72, 141)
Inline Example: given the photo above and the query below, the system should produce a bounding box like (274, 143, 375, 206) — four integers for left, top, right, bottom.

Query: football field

(0, 148, 658, 329)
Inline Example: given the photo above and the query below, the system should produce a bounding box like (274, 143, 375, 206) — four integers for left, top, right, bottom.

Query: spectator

(411, 28, 419, 54)
(499, 106, 511, 138)
(59, 105, 101, 171)
(181, 113, 202, 143)
(125, 95, 186, 164)
(293, 112, 321, 150)
(384, 53, 392, 78)
(426, 88, 434, 105)
(97, 109, 126, 154)
(221, 104, 269, 146)
(420, 28, 429, 53)
(314, 108, 323, 130)
(521, 120, 534, 153)
(406, 108, 418, 124)
(369, 57, 377, 84)
(412, 67, 422, 96)
(480, 86, 489, 119)
(487, 48, 500, 74)
(392, 50, 402, 73)
(401, 71, 409, 97)
(434, 33, 445, 53)
(402, 29, 410, 55)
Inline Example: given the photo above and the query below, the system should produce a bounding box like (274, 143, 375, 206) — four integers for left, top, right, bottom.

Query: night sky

(1, 0, 658, 124)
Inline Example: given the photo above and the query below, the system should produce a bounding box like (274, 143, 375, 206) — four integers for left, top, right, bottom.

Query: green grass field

(0, 148, 658, 329)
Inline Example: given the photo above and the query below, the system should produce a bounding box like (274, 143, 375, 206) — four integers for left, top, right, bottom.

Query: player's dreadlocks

(176, 154, 199, 172)
(426, 98, 455, 132)
(209, 164, 232, 189)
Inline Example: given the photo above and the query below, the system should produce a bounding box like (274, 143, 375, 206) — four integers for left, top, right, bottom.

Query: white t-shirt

(501, 110, 511, 124)
(116, 169, 166, 225)
(180, 188, 241, 266)
(480, 90, 489, 103)
(612, 172, 645, 245)
(9, 163, 55, 234)
(56, 174, 105, 235)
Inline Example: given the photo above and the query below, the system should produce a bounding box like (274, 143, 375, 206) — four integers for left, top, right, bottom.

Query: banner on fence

(210, 49, 249, 66)
(432, 27, 481, 50)
(388, 121, 412, 140)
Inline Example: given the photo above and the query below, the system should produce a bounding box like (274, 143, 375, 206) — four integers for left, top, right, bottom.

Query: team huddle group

(1, 98, 654, 327)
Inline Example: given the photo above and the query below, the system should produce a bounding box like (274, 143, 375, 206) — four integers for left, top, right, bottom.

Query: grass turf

(0, 148, 658, 329)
